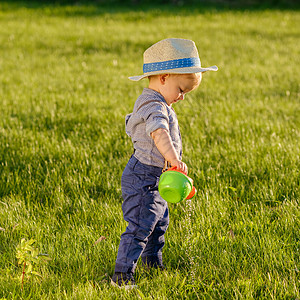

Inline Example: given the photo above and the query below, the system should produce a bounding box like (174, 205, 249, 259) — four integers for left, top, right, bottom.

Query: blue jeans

(114, 155, 169, 273)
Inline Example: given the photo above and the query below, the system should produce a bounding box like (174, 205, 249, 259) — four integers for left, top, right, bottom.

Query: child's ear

(160, 74, 170, 85)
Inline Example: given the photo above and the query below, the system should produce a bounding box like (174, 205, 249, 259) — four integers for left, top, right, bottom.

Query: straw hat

(129, 38, 218, 81)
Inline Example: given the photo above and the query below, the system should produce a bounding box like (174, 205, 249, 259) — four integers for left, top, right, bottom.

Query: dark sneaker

(111, 272, 137, 290)
(158, 264, 166, 271)
(141, 257, 166, 270)
(142, 264, 166, 272)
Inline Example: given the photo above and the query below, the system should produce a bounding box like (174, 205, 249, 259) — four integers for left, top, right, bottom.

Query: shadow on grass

(1, 0, 299, 17)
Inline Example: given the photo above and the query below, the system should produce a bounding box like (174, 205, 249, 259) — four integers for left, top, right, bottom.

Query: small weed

(16, 238, 51, 291)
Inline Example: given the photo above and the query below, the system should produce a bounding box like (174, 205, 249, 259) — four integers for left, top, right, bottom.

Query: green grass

(0, 1, 299, 299)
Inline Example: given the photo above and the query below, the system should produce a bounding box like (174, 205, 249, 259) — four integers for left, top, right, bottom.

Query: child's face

(160, 73, 202, 105)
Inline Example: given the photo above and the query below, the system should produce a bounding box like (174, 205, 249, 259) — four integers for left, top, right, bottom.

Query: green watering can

(158, 166, 197, 203)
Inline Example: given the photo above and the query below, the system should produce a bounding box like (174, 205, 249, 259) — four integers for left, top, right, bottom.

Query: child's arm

(151, 128, 188, 174)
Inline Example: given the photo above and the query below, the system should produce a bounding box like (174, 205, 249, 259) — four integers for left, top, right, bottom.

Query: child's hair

(172, 73, 202, 85)
(148, 72, 202, 86)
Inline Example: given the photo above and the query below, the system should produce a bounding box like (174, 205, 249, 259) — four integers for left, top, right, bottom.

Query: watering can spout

(186, 186, 197, 200)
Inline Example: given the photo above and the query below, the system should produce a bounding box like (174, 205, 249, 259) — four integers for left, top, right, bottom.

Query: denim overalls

(114, 155, 168, 273)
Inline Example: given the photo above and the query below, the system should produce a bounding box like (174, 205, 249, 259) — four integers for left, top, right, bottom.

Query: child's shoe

(141, 256, 166, 270)
(111, 272, 137, 290)
(158, 264, 166, 271)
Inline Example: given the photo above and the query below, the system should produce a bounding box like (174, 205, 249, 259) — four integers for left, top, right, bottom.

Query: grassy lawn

(0, 1, 299, 299)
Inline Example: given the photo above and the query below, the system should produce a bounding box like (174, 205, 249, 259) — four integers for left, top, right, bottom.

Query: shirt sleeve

(138, 102, 169, 137)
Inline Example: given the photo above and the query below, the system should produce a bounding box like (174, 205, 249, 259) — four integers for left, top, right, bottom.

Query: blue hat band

(143, 57, 200, 73)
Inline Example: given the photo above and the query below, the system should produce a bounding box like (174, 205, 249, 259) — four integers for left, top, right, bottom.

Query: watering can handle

(167, 166, 188, 176)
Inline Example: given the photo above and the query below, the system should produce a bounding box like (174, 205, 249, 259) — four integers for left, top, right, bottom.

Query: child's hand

(170, 159, 188, 174)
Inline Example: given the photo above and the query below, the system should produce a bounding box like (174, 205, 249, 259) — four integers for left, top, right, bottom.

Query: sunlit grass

(0, 1, 299, 299)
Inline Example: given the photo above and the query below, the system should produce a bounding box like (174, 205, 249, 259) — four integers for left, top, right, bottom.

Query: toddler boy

(111, 38, 217, 288)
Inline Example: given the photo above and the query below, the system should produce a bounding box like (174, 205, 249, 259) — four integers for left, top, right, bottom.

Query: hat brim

(129, 65, 218, 81)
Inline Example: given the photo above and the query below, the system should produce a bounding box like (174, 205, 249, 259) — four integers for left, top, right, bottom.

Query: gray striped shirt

(125, 88, 182, 168)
